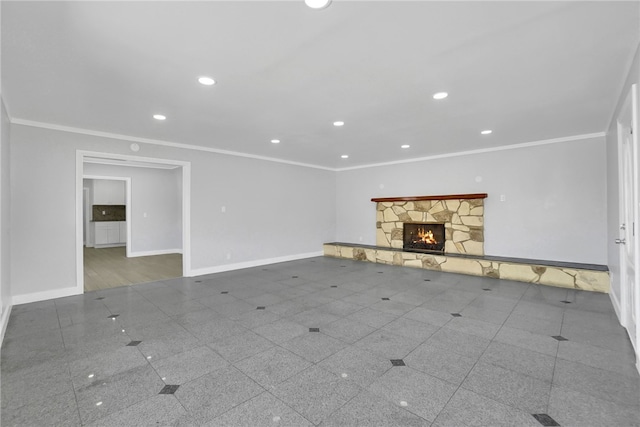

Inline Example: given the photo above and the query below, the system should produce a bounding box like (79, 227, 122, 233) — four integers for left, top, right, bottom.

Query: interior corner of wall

(0, 302, 12, 347)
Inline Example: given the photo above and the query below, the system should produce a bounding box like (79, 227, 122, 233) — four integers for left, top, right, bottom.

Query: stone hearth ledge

(323, 243, 609, 293)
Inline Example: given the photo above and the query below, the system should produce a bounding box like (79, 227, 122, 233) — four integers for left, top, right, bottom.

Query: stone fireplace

(324, 192, 609, 293)
(324, 193, 610, 292)
(374, 194, 486, 256)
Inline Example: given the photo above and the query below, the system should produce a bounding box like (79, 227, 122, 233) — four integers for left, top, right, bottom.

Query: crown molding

(334, 132, 606, 172)
(10, 118, 335, 171)
(10, 117, 604, 173)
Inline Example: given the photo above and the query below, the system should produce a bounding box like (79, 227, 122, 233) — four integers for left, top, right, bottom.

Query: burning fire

(414, 227, 437, 244)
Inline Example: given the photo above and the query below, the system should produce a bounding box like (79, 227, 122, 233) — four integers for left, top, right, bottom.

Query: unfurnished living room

(1, 1, 639, 426)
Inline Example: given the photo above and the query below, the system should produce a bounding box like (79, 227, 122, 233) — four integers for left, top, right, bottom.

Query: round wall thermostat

(130, 143, 140, 152)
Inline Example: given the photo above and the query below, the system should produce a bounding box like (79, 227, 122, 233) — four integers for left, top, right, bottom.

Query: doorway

(76, 151, 192, 293)
(82, 176, 181, 291)
(617, 83, 639, 359)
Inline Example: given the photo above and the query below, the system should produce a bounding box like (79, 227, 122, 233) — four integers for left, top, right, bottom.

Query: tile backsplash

(92, 205, 126, 221)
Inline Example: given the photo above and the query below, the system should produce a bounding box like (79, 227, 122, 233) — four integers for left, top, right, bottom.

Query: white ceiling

(3, 1, 639, 169)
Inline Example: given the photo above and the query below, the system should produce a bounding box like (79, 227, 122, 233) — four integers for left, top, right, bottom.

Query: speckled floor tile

(547, 385, 640, 427)
(381, 317, 439, 342)
(0, 389, 81, 427)
(272, 365, 361, 424)
(74, 365, 165, 425)
(3, 257, 638, 427)
(85, 394, 186, 427)
(69, 345, 150, 386)
(492, 326, 559, 357)
(1, 358, 75, 411)
(346, 307, 398, 328)
(252, 319, 308, 343)
(354, 330, 423, 359)
(150, 345, 229, 384)
(280, 331, 347, 363)
(320, 390, 430, 427)
(462, 361, 551, 414)
(367, 366, 457, 422)
(553, 358, 640, 407)
(319, 346, 391, 388)
(234, 347, 312, 388)
(208, 391, 313, 427)
(321, 317, 377, 344)
(174, 366, 264, 422)
(207, 329, 275, 363)
(404, 342, 477, 386)
(433, 387, 540, 426)
(480, 341, 556, 382)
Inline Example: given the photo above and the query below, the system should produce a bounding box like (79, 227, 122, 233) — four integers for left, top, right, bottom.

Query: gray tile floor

(2, 256, 639, 426)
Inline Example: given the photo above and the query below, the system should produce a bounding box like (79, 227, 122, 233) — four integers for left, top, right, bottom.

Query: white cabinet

(119, 222, 127, 243)
(94, 221, 127, 246)
(93, 180, 125, 205)
(94, 223, 110, 245)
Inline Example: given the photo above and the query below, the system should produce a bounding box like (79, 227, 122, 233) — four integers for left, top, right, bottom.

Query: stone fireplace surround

(375, 194, 486, 255)
(325, 193, 609, 293)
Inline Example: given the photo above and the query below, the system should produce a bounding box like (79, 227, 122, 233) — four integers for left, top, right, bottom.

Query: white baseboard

(128, 249, 183, 258)
(0, 304, 12, 347)
(610, 288, 623, 325)
(12, 286, 81, 306)
(94, 243, 126, 249)
(188, 251, 323, 277)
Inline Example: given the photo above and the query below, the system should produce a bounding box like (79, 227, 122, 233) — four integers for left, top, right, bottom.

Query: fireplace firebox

(403, 223, 445, 253)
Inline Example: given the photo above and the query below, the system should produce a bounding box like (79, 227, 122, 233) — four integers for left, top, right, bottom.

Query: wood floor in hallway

(83, 246, 182, 292)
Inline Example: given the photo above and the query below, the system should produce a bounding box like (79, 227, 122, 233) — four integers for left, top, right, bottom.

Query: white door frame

(75, 150, 192, 295)
(616, 83, 640, 372)
(83, 187, 90, 246)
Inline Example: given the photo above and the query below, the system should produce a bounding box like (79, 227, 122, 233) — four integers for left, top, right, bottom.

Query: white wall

(606, 42, 640, 315)
(6, 113, 612, 302)
(1, 98, 11, 333)
(336, 136, 607, 265)
(84, 164, 182, 255)
(9, 124, 335, 300)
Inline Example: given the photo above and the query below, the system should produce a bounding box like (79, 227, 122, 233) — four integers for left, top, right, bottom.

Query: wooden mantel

(371, 193, 488, 203)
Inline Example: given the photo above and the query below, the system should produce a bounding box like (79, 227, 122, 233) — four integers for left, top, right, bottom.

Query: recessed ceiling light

(432, 92, 448, 100)
(341, 154, 349, 159)
(153, 114, 166, 121)
(271, 139, 280, 144)
(305, 0, 331, 9)
(333, 121, 345, 127)
(198, 76, 216, 86)
(401, 144, 410, 149)
(481, 130, 493, 135)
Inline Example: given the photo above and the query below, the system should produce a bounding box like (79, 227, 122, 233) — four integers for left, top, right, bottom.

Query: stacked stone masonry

(376, 198, 485, 255)
(324, 244, 609, 293)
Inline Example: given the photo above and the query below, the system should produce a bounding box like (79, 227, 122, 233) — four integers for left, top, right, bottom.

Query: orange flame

(415, 227, 437, 244)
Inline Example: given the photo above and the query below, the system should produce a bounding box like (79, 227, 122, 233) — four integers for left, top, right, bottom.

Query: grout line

(53, 299, 85, 425)
(545, 296, 569, 414)
(430, 282, 535, 423)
